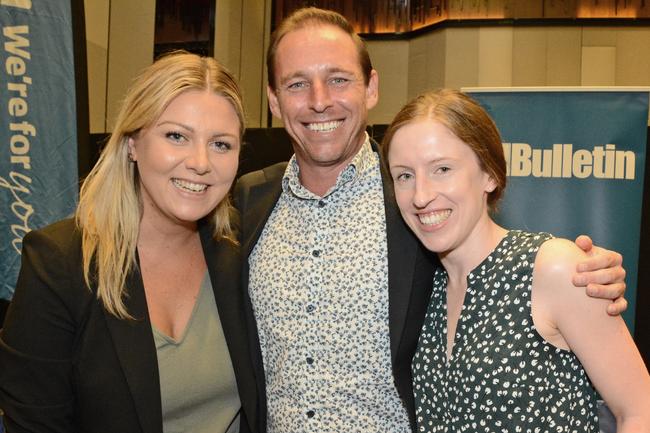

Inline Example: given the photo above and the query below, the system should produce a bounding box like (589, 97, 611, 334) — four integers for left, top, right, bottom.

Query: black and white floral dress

(412, 231, 598, 433)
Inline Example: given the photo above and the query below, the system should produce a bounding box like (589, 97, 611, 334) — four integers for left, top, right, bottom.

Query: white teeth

(306, 120, 342, 132)
(172, 178, 207, 192)
(418, 210, 451, 226)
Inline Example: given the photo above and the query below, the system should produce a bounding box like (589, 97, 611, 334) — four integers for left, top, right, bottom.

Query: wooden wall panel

(272, 0, 650, 34)
(478, 27, 513, 86)
(366, 39, 410, 123)
(616, 27, 650, 85)
(513, 2, 544, 18)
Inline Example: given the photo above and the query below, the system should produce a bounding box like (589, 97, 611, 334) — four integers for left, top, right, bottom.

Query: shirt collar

(282, 132, 375, 199)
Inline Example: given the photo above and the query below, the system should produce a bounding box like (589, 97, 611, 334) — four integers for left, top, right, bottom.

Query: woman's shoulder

(532, 235, 596, 321)
(25, 217, 80, 244)
(13, 218, 93, 328)
(23, 217, 82, 259)
(535, 236, 586, 279)
(20, 218, 84, 289)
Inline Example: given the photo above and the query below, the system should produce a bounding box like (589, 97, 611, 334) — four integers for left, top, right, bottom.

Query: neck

(439, 217, 507, 287)
(137, 215, 200, 251)
(296, 160, 350, 196)
(294, 133, 368, 196)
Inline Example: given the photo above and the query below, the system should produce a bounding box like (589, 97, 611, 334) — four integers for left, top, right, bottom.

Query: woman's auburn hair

(75, 51, 244, 319)
(381, 88, 507, 210)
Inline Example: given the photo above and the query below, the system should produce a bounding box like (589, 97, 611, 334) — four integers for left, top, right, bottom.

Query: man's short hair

(266, 7, 373, 90)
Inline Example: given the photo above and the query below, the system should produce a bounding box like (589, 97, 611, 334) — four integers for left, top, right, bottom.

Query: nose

(309, 80, 333, 112)
(185, 143, 211, 175)
(412, 175, 436, 209)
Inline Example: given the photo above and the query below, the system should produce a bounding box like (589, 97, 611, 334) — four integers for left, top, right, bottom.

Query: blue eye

(330, 77, 349, 86)
(165, 131, 185, 142)
(396, 172, 413, 182)
(210, 141, 232, 153)
(286, 81, 308, 91)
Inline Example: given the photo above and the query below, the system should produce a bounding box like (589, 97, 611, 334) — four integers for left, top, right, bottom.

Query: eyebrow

(325, 67, 355, 76)
(279, 67, 356, 85)
(156, 120, 194, 132)
(279, 72, 305, 86)
(156, 121, 239, 140)
(390, 157, 455, 169)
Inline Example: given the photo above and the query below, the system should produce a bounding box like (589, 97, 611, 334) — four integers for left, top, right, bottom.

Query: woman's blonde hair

(76, 51, 244, 319)
(381, 89, 506, 210)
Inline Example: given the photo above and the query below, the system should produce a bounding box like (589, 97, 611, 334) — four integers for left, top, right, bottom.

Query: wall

(214, 0, 272, 128)
(84, 2, 650, 130)
(373, 24, 650, 125)
(84, 0, 155, 133)
(84, 0, 269, 132)
(366, 40, 410, 123)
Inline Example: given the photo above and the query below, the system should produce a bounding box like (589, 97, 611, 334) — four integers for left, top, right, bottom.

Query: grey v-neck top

(153, 272, 240, 433)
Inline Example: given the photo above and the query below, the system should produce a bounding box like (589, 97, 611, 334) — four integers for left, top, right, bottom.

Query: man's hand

(572, 235, 626, 316)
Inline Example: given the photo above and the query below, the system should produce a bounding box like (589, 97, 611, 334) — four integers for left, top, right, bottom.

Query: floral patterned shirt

(412, 231, 598, 433)
(248, 137, 411, 433)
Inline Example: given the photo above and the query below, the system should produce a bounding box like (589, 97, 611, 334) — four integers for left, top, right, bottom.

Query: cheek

(141, 148, 179, 171)
(340, 93, 363, 111)
(463, 177, 491, 209)
(278, 96, 303, 115)
(158, 153, 180, 168)
(212, 154, 239, 181)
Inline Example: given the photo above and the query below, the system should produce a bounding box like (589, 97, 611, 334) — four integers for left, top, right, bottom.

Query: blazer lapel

(200, 222, 259, 432)
(380, 158, 420, 364)
(241, 168, 284, 259)
(236, 162, 286, 433)
(380, 149, 438, 428)
(103, 267, 162, 433)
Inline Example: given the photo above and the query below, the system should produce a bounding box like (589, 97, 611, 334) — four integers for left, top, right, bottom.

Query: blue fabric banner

(1, 0, 79, 300)
(466, 89, 648, 331)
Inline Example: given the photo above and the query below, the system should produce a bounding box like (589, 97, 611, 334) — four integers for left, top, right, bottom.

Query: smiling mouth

(305, 120, 343, 132)
(172, 178, 208, 193)
(418, 210, 451, 226)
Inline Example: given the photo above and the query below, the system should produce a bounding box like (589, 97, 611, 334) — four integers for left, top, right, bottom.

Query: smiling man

(265, 21, 378, 196)
(234, 7, 628, 433)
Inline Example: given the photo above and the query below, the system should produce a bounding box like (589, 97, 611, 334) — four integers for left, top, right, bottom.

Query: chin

(173, 208, 212, 224)
(416, 232, 450, 254)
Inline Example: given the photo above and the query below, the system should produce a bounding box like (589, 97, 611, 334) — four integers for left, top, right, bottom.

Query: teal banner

(467, 89, 648, 331)
(1, 0, 79, 300)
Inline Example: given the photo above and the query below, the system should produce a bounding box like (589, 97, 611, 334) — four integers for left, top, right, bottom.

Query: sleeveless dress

(412, 230, 599, 433)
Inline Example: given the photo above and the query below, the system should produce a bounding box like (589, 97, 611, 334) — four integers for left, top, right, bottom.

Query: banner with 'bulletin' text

(1, 0, 79, 300)
(466, 89, 648, 331)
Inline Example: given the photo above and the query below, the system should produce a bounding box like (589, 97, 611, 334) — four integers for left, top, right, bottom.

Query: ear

(267, 85, 282, 119)
(484, 174, 498, 193)
(127, 136, 137, 161)
(365, 69, 379, 110)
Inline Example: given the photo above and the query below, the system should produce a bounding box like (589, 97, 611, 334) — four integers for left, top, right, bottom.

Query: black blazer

(0, 218, 258, 433)
(234, 148, 438, 431)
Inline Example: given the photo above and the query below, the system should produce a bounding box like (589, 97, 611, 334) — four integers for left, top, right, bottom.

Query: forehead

(161, 89, 226, 115)
(154, 89, 241, 131)
(274, 24, 362, 77)
(390, 120, 477, 159)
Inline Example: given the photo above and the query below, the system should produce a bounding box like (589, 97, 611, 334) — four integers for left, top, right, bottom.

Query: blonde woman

(0, 52, 258, 433)
(384, 89, 650, 433)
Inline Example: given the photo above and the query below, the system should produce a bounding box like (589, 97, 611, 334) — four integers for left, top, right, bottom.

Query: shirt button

(306, 357, 314, 365)
(317, 200, 326, 207)
(306, 304, 315, 313)
(312, 249, 321, 257)
(306, 410, 315, 418)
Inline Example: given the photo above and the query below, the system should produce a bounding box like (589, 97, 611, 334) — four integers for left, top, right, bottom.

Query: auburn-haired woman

(384, 89, 650, 433)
